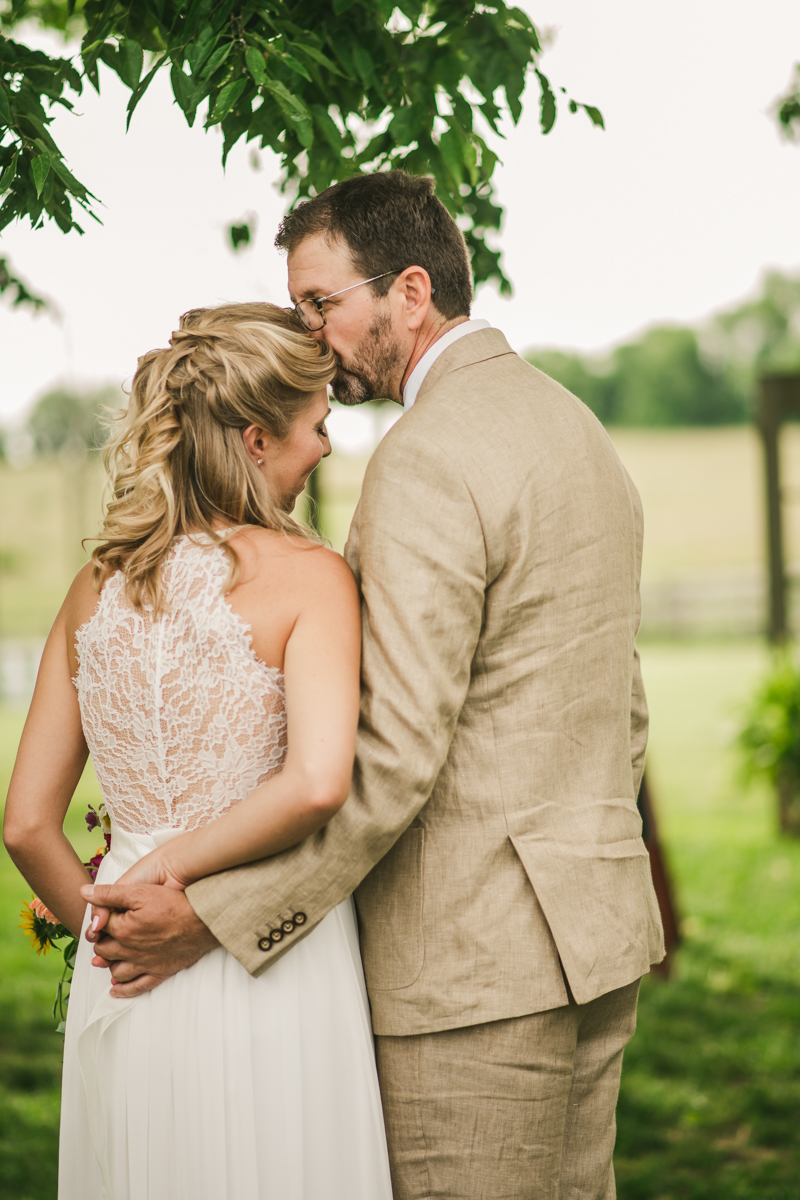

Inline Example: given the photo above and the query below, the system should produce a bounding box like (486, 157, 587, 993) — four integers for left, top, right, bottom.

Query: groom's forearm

(185, 770, 431, 975)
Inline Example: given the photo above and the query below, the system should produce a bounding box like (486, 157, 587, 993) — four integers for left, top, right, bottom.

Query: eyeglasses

(293, 270, 402, 331)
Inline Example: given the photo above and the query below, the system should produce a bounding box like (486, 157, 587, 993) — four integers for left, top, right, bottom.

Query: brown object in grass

(638, 770, 681, 978)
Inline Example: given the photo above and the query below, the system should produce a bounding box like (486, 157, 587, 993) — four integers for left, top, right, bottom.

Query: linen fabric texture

(375, 978, 640, 1200)
(187, 328, 665, 1037)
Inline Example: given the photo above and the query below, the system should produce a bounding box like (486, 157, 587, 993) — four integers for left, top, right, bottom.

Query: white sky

(1, 0, 799, 423)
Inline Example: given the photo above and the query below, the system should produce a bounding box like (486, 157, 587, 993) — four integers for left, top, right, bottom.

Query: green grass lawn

(1, 641, 799, 1197)
(616, 640, 800, 1199)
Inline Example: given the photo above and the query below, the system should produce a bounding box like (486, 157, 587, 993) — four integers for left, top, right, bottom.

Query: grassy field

(616, 641, 800, 1199)
(2, 640, 800, 1197)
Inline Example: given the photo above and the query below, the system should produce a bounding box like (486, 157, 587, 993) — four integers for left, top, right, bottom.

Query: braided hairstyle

(92, 302, 335, 614)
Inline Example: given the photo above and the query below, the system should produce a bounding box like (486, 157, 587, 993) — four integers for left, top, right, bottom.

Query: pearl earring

(257, 459, 263, 466)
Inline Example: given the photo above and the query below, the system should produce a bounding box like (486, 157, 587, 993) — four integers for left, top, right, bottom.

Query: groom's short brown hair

(275, 171, 472, 321)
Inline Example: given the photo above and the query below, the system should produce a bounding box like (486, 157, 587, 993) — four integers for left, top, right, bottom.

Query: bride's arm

(116, 550, 361, 891)
(3, 603, 95, 937)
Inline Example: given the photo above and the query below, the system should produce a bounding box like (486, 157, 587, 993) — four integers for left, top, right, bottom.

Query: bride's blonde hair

(92, 302, 335, 613)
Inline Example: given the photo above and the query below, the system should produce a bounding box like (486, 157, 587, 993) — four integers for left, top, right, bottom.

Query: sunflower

(18, 897, 69, 956)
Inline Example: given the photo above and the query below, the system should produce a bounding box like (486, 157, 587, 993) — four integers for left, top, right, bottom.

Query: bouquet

(19, 802, 111, 1033)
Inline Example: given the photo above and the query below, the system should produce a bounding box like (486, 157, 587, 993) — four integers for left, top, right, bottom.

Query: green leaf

(118, 40, 144, 90)
(0, 83, 12, 126)
(295, 43, 345, 78)
(31, 152, 51, 197)
(126, 55, 167, 130)
(295, 117, 314, 149)
(170, 62, 193, 113)
(0, 155, 18, 192)
(391, 105, 423, 148)
(438, 126, 465, 188)
(332, 0, 359, 13)
(262, 78, 309, 119)
(352, 45, 374, 86)
(211, 78, 247, 123)
(228, 221, 252, 250)
(50, 155, 94, 201)
(581, 104, 605, 130)
(310, 103, 344, 152)
(281, 52, 312, 83)
(535, 69, 556, 134)
(201, 42, 233, 81)
(245, 46, 267, 86)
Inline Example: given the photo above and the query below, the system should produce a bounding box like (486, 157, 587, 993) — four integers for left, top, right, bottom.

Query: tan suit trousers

(375, 979, 640, 1200)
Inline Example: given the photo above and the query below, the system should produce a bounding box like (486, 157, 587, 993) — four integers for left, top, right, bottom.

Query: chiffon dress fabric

(58, 532, 392, 1200)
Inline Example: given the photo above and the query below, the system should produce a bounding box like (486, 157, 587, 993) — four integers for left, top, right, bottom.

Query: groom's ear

(394, 266, 433, 331)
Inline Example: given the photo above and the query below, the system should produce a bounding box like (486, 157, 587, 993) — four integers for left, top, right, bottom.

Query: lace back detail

(75, 535, 287, 834)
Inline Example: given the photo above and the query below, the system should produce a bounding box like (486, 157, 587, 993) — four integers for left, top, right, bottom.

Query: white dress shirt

(402, 319, 491, 411)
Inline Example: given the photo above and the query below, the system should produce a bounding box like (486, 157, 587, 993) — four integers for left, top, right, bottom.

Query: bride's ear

(242, 424, 273, 466)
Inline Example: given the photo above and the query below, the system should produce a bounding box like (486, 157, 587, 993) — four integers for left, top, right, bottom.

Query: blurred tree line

(526, 269, 800, 427)
(2, 267, 799, 463)
(26, 383, 112, 457)
(0, 383, 115, 463)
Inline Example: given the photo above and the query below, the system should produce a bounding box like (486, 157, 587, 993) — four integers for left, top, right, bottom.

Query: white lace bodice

(74, 533, 287, 834)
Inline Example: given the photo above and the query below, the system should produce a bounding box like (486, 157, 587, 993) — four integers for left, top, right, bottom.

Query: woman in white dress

(3, 302, 393, 1200)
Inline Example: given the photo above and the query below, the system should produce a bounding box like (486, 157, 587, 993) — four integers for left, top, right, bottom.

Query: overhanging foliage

(0, 0, 603, 300)
(777, 62, 800, 141)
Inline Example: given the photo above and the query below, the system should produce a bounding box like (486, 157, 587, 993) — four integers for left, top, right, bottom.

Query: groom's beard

(330, 312, 406, 406)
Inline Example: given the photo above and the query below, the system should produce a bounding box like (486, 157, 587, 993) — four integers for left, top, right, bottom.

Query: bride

(3, 302, 393, 1200)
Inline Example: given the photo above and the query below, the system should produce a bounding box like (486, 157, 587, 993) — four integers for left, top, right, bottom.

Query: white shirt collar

(402, 319, 491, 411)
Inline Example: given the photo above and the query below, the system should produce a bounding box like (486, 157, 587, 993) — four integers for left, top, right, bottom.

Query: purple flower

(86, 851, 106, 882)
(85, 806, 100, 833)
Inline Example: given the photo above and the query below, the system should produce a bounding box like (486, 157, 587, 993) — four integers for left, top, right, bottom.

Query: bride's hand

(86, 848, 193, 940)
(117, 847, 190, 892)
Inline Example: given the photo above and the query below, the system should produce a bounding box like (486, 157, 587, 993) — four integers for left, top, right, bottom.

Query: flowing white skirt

(58, 827, 393, 1200)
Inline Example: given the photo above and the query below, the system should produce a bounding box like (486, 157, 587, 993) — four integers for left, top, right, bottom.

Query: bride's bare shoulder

(58, 562, 107, 673)
(62, 562, 103, 629)
(232, 527, 354, 585)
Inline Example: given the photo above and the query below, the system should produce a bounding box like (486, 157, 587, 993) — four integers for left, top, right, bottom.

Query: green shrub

(738, 654, 800, 834)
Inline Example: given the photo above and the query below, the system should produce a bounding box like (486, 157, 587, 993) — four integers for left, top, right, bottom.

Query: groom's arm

(187, 426, 487, 974)
(90, 425, 486, 987)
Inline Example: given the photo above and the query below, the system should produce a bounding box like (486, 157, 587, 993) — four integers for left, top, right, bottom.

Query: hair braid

(91, 302, 335, 613)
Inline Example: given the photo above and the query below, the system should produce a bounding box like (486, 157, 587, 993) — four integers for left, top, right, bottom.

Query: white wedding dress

(59, 533, 393, 1200)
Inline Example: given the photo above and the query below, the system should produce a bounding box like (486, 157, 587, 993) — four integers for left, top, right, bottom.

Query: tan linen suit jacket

(187, 328, 665, 1037)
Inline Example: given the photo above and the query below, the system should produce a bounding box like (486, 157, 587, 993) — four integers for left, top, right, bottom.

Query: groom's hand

(80, 883, 219, 998)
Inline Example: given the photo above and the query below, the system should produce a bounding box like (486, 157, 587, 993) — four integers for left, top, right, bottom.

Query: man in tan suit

(89, 171, 664, 1198)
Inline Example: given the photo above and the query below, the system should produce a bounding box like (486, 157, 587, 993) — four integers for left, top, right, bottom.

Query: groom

(87, 170, 664, 1198)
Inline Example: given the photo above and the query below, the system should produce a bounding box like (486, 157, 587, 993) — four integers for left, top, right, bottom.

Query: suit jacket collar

(412, 328, 517, 411)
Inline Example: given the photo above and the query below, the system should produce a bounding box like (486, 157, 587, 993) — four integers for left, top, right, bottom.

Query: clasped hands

(81, 847, 218, 999)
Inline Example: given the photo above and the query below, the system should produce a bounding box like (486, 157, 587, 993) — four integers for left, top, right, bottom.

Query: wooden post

(638, 771, 680, 978)
(758, 375, 800, 643)
(760, 377, 787, 643)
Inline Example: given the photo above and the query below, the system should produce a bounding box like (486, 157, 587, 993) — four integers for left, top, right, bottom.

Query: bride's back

(74, 530, 298, 836)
